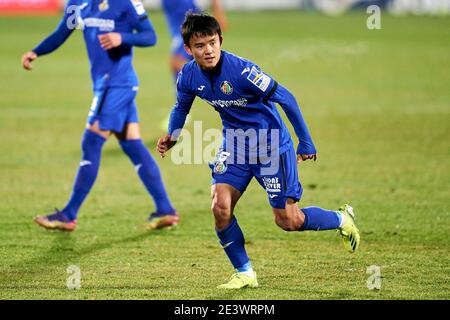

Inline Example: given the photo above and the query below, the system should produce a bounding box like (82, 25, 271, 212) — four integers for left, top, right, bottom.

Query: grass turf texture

(0, 11, 449, 299)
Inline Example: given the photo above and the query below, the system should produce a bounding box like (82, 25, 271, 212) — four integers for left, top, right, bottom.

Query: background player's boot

(217, 272, 258, 289)
(146, 212, 179, 230)
(34, 209, 77, 232)
(337, 204, 360, 253)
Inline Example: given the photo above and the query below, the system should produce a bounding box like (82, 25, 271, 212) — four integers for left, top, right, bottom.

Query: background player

(162, 0, 228, 82)
(22, 0, 178, 231)
(157, 13, 361, 289)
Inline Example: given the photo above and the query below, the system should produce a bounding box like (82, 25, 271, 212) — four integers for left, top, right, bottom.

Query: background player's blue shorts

(209, 145, 303, 209)
(87, 87, 139, 133)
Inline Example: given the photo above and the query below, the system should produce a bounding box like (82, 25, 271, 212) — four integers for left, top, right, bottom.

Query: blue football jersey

(65, 0, 149, 90)
(172, 51, 295, 157)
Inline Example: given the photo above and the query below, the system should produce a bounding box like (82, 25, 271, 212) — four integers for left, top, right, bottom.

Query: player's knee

(211, 199, 230, 216)
(211, 198, 231, 222)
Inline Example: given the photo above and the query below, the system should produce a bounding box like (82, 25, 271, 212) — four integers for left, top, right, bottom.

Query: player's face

(185, 33, 222, 70)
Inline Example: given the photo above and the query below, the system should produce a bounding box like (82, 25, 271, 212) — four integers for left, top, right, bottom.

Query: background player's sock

(216, 216, 253, 274)
(120, 139, 175, 214)
(63, 130, 106, 220)
(300, 206, 343, 231)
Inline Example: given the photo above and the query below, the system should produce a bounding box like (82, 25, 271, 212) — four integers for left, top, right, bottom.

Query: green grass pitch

(0, 11, 449, 299)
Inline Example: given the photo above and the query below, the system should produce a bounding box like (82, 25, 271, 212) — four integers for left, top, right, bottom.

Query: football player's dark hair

(181, 12, 222, 47)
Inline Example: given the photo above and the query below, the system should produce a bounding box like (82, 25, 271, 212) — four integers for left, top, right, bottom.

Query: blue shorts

(209, 146, 303, 209)
(87, 87, 139, 132)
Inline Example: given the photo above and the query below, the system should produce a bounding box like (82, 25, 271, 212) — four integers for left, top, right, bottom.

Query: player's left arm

(240, 63, 317, 162)
(98, 0, 157, 50)
(268, 84, 317, 163)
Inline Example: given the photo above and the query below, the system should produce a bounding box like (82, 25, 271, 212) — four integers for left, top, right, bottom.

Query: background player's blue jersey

(33, 0, 155, 91)
(169, 51, 317, 158)
(161, 0, 200, 38)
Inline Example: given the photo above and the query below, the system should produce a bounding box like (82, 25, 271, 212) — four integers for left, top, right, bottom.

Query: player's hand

(98, 33, 122, 50)
(22, 51, 37, 71)
(297, 154, 317, 163)
(157, 134, 177, 158)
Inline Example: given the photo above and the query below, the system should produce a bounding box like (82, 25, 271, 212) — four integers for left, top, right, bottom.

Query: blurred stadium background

(0, 0, 449, 300)
(1, 0, 450, 14)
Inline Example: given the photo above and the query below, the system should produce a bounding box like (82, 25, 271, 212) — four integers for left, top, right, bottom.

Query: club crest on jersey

(214, 162, 227, 174)
(98, 0, 109, 11)
(220, 81, 233, 95)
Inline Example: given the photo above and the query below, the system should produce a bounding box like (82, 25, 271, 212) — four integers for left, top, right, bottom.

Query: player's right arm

(22, 1, 77, 71)
(157, 69, 196, 158)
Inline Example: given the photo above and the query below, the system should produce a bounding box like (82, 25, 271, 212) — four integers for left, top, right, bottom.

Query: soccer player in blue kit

(157, 13, 361, 289)
(22, 0, 179, 231)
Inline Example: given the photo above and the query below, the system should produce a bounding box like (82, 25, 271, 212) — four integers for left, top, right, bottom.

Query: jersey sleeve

(168, 68, 196, 137)
(269, 84, 316, 155)
(121, 17, 157, 47)
(239, 62, 278, 99)
(123, 0, 148, 26)
(32, 0, 79, 56)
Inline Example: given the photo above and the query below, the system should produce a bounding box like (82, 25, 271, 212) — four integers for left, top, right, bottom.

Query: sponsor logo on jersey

(206, 97, 248, 108)
(98, 0, 109, 12)
(83, 18, 115, 31)
(247, 66, 271, 92)
(131, 0, 146, 16)
(220, 81, 233, 95)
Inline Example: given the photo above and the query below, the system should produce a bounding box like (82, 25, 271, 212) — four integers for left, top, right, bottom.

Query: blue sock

(63, 130, 106, 220)
(119, 139, 175, 214)
(216, 217, 251, 272)
(301, 206, 342, 231)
